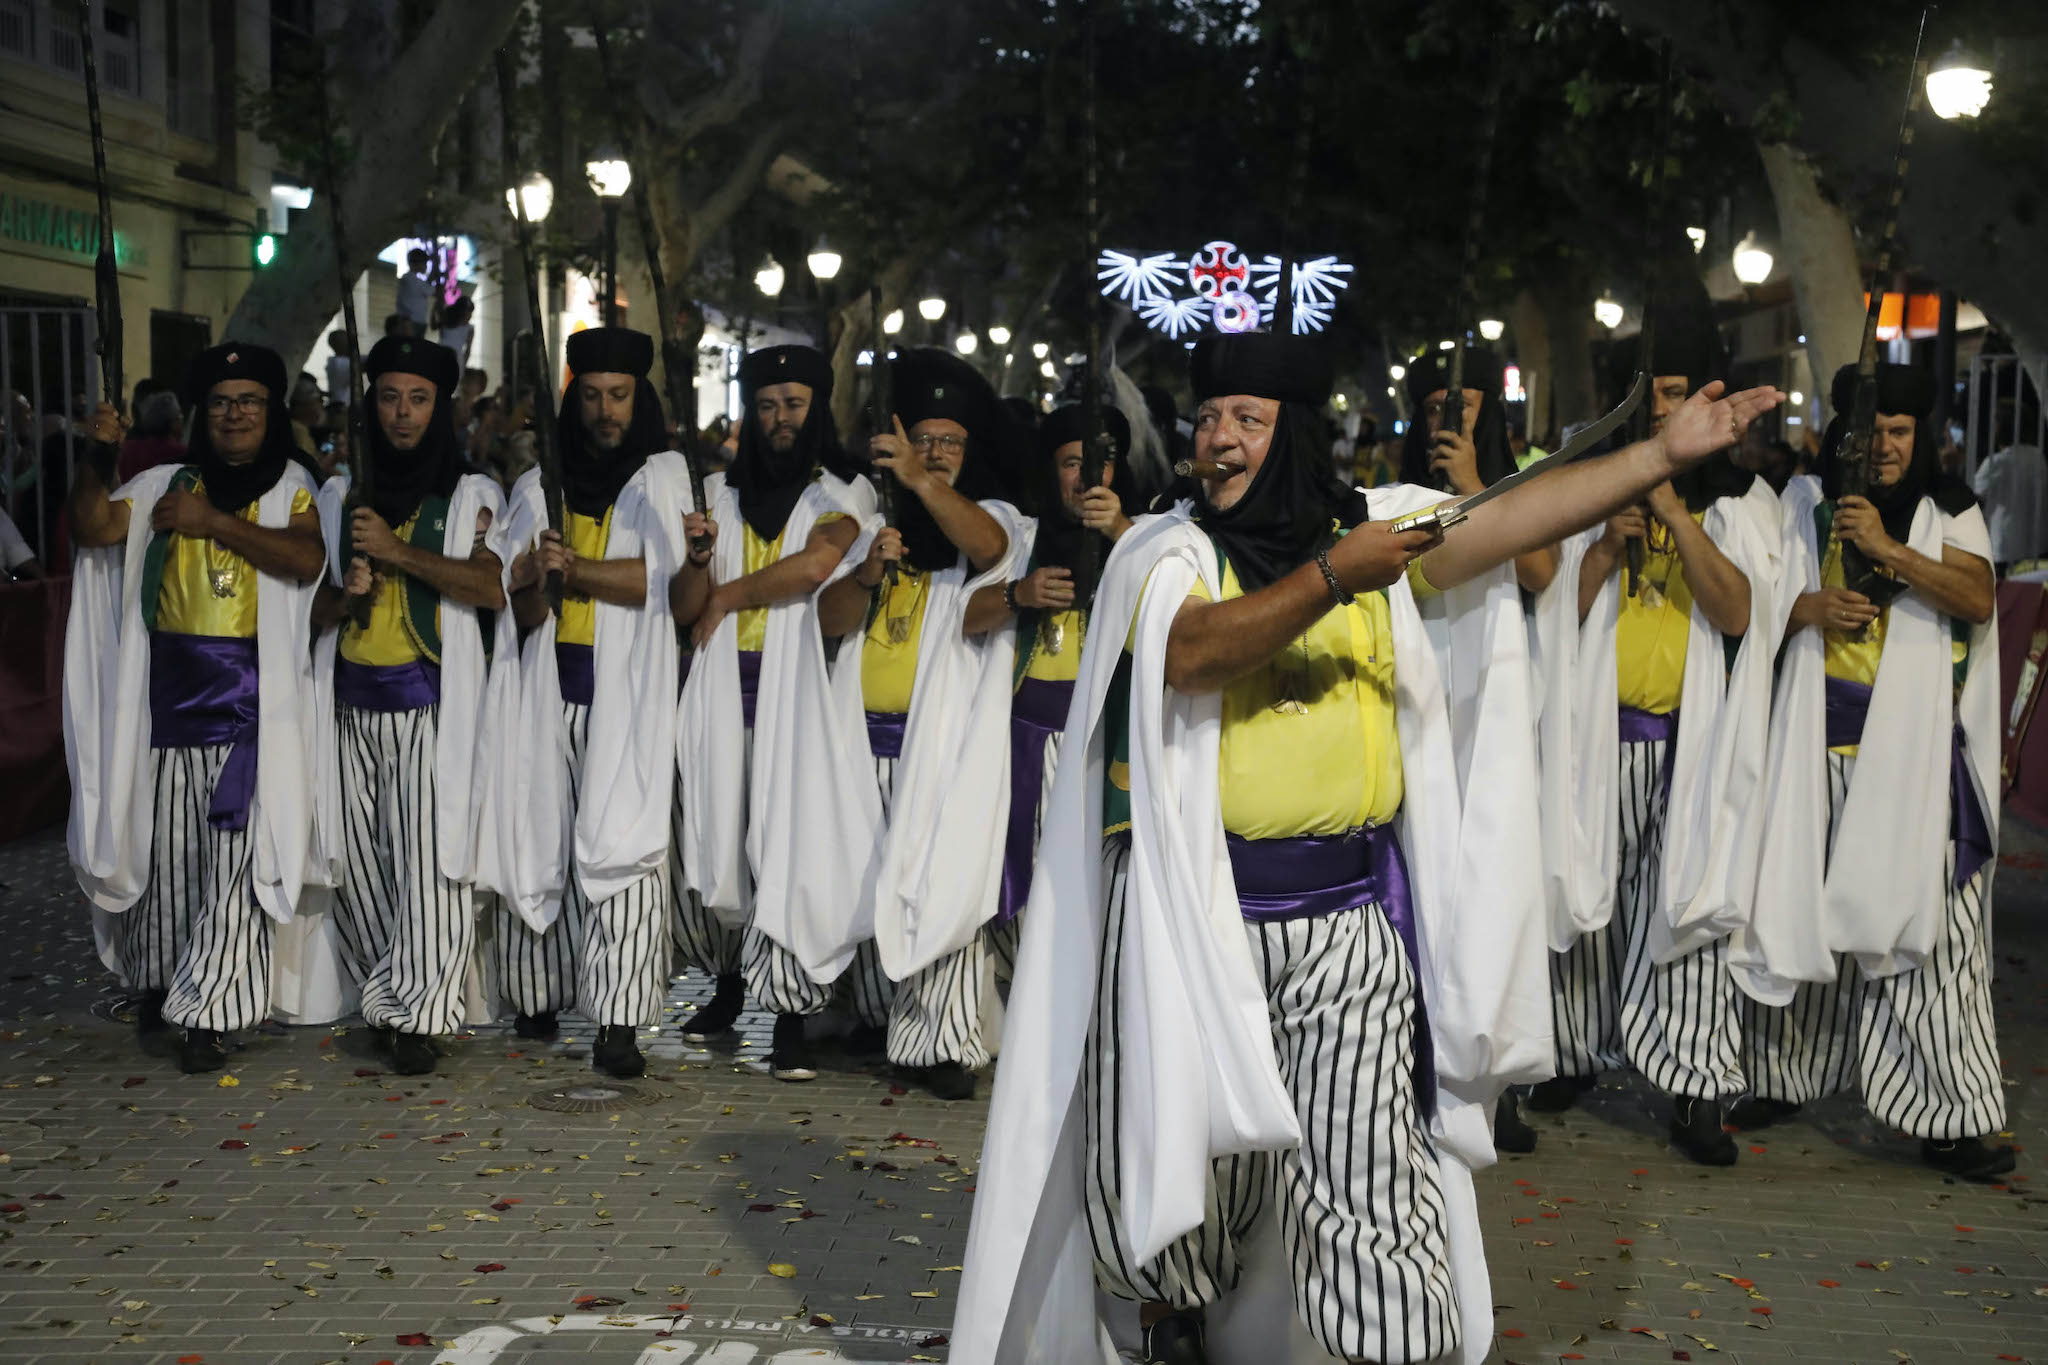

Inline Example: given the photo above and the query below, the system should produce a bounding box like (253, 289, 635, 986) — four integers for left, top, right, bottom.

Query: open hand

(1657, 382, 1784, 467)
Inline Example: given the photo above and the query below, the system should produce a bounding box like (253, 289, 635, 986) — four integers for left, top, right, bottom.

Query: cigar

(1173, 458, 1235, 480)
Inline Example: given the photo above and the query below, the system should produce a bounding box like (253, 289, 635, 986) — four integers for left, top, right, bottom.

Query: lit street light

(1031, 341, 1050, 359)
(806, 239, 843, 280)
(954, 330, 979, 356)
(1389, 364, 1406, 382)
(1926, 39, 1993, 120)
(505, 171, 554, 226)
(755, 256, 785, 297)
(1593, 293, 1624, 330)
(918, 296, 947, 322)
(585, 154, 630, 327)
(987, 325, 1012, 345)
(1731, 230, 1774, 286)
(1478, 318, 1504, 342)
(883, 309, 905, 335)
(1686, 226, 1707, 254)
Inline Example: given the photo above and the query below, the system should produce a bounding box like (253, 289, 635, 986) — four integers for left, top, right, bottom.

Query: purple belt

(1619, 705, 1679, 792)
(1825, 676, 1992, 886)
(149, 632, 258, 831)
(739, 649, 762, 730)
(557, 642, 595, 707)
(866, 710, 906, 760)
(997, 677, 1074, 923)
(1225, 824, 1433, 1117)
(334, 657, 440, 713)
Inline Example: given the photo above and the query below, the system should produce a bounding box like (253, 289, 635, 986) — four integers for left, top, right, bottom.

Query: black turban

(559, 328, 665, 517)
(1190, 333, 1333, 407)
(566, 326, 654, 379)
(886, 348, 1018, 572)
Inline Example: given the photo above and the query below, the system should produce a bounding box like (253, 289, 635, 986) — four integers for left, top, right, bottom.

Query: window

(0, 1, 140, 97)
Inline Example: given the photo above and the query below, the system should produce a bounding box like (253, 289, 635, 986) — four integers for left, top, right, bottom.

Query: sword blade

(1389, 371, 1649, 535)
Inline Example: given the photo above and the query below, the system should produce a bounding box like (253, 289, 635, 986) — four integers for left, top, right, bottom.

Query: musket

(1433, 36, 1505, 493)
(588, 10, 710, 552)
(495, 46, 566, 610)
(1074, 0, 1108, 606)
(1832, 7, 1935, 618)
(849, 33, 899, 586)
(1624, 41, 1678, 599)
(310, 40, 374, 628)
(74, 0, 120, 485)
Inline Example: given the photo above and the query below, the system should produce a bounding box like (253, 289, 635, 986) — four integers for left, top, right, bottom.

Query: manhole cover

(527, 1079, 672, 1113)
(0, 1120, 63, 1165)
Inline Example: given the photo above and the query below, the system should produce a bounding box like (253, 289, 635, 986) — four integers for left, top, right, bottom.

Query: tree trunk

(1757, 141, 1865, 422)
(1531, 269, 1599, 433)
(221, 0, 522, 372)
(1510, 289, 1553, 442)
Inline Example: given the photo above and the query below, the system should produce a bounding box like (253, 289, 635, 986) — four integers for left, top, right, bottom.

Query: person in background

(0, 502, 42, 578)
(324, 331, 356, 405)
(384, 313, 416, 341)
(118, 385, 187, 484)
(1969, 404, 2047, 573)
(438, 295, 476, 371)
(394, 247, 435, 330)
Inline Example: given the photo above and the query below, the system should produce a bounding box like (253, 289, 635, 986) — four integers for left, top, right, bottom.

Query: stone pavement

(0, 821, 2044, 1365)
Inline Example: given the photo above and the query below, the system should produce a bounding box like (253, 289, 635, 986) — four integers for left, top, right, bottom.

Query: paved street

(1, 822, 2044, 1365)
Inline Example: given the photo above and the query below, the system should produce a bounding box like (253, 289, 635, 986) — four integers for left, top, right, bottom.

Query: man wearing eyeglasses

(65, 343, 328, 1074)
(811, 347, 1032, 1101)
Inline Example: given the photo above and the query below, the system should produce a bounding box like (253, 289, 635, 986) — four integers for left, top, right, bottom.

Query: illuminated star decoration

(1097, 239, 1353, 337)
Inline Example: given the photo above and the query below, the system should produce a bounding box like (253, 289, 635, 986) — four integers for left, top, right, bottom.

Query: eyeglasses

(206, 394, 268, 416)
(910, 433, 967, 455)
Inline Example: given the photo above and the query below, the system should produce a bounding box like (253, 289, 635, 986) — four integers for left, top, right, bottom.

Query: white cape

(1731, 477, 2000, 1000)
(483, 454, 696, 931)
(824, 499, 1033, 982)
(677, 476, 878, 930)
(311, 471, 506, 885)
(1533, 480, 1784, 960)
(65, 462, 323, 925)
(953, 488, 1550, 1365)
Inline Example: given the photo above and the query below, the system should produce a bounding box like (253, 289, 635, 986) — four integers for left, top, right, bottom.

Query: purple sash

(1824, 675, 1992, 886)
(739, 649, 763, 730)
(1225, 824, 1433, 1117)
(1619, 705, 1679, 792)
(997, 677, 1074, 923)
(557, 642, 595, 707)
(334, 657, 440, 713)
(866, 710, 906, 760)
(149, 632, 258, 831)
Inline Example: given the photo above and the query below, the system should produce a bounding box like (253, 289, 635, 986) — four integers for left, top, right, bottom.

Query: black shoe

(386, 1030, 438, 1076)
(1494, 1090, 1537, 1154)
(1142, 1309, 1210, 1365)
(178, 1028, 229, 1074)
(1669, 1096, 1738, 1167)
(770, 1014, 817, 1082)
(1921, 1136, 2018, 1181)
(921, 1061, 977, 1102)
(841, 1021, 889, 1057)
(680, 974, 746, 1042)
(592, 1025, 646, 1079)
(513, 1011, 559, 1040)
(1727, 1095, 1802, 1131)
(134, 990, 174, 1058)
(1526, 1072, 1597, 1113)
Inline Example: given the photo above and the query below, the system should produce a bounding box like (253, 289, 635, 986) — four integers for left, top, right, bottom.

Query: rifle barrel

(76, 1, 122, 414)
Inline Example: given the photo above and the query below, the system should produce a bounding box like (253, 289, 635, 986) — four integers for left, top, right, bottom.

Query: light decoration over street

(1098, 239, 1354, 338)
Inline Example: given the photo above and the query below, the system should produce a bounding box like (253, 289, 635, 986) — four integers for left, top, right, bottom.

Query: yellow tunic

(339, 509, 435, 666)
(1196, 559, 1405, 839)
(148, 483, 315, 637)
(860, 567, 930, 714)
(556, 505, 613, 648)
(1614, 518, 1700, 716)
(1022, 608, 1085, 683)
(734, 511, 848, 652)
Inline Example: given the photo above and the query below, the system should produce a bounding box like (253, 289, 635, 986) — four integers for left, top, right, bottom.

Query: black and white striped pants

(1741, 752, 2005, 1139)
(671, 767, 742, 978)
(333, 703, 474, 1035)
(120, 744, 273, 1032)
(493, 701, 673, 1027)
(1084, 838, 1459, 1364)
(1549, 736, 1743, 1099)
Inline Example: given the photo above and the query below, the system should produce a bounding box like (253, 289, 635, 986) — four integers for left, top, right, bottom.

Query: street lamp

(987, 325, 1011, 346)
(1478, 318, 1504, 342)
(1031, 341, 1050, 360)
(954, 330, 978, 356)
(1686, 226, 1707, 254)
(755, 255, 785, 298)
(806, 238, 843, 280)
(1593, 293, 1624, 330)
(1389, 363, 1406, 382)
(1925, 40, 1993, 120)
(918, 295, 947, 322)
(505, 171, 554, 226)
(882, 308, 904, 335)
(585, 154, 631, 327)
(1731, 231, 1774, 286)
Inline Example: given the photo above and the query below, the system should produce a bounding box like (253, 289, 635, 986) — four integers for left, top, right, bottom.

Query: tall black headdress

(361, 335, 465, 529)
(889, 347, 1017, 573)
(557, 326, 666, 518)
(730, 344, 861, 541)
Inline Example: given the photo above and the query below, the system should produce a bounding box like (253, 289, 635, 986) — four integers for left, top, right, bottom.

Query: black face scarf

(729, 400, 856, 542)
(1398, 388, 1517, 490)
(1819, 413, 1974, 540)
(1193, 404, 1369, 592)
(557, 379, 666, 519)
(364, 381, 464, 530)
(896, 433, 1005, 574)
(186, 396, 297, 513)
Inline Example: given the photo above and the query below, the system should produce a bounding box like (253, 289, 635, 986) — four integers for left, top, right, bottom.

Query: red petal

(473, 1263, 505, 1273)
(1500, 1328, 1526, 1338)
(396, 1332, 432, 1346)
(218, 1140, 248, 1150)
(1818, 1279, 1841, 1288)
(1751, 1306, 1773, 1315)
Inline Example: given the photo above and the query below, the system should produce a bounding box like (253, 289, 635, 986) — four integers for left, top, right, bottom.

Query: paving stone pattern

(0, 821, 2043, 1365)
